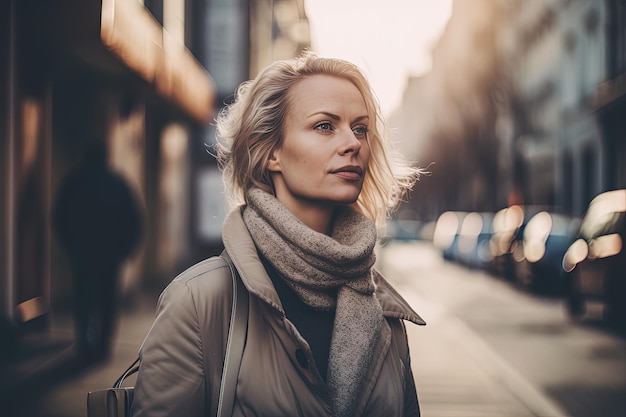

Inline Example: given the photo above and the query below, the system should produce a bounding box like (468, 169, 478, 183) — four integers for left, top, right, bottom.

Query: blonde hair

(215, 51, 420, 231)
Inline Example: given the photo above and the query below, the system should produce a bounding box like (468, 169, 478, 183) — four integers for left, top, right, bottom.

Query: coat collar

(222, 207, 426, 326)
(374, 271, 426, 325)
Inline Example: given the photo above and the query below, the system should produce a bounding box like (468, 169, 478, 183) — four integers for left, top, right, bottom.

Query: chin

(326, 191, 361, 205)
(292, 185, 362, 206)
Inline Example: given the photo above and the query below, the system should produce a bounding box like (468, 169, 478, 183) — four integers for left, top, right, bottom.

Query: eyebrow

(307, 112, 370, 123)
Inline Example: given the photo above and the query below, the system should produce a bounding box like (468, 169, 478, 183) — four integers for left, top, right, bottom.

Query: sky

(304, 0, 453, 117)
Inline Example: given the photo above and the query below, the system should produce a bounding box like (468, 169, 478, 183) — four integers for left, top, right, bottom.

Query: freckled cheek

(282, 147, 305, 165)
(293, 155, 310, 166)
(290, 148, 318, 167)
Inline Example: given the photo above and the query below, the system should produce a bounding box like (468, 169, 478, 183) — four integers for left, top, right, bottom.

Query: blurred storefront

(0, 0, 215, 346)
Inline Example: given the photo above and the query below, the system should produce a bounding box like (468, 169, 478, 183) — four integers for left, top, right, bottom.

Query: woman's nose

(339, 129, 362, 155)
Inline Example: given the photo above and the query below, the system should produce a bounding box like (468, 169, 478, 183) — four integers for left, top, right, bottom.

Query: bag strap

(113, 251, 249, 417)
(217, 249, 249, 417)
(113, 356, 140, 388)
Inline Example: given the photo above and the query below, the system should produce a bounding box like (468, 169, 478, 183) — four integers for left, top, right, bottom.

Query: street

(379, 240, 626, 417)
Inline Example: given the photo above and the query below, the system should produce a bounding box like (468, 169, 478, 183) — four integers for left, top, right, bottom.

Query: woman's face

(268, 74, 371, 215)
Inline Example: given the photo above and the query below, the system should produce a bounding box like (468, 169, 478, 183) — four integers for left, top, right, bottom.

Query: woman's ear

(267, 151, 281, 172)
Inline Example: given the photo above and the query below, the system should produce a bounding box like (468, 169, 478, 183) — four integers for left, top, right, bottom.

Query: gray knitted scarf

(243, 188, 383, 417)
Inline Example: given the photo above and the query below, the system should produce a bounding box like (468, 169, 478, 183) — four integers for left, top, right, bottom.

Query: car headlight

(524, 241, 545, 263)
(562, 239, 588, 272)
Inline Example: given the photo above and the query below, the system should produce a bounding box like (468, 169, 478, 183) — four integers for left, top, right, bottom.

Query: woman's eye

(353, 126, 368, 138)
(314, 122, 334, 132)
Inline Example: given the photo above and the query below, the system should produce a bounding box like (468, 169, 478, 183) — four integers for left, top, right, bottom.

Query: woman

(131, 51, 425, 417)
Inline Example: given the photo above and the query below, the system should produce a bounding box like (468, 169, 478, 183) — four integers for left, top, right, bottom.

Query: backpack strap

(216, 249, 249, 417)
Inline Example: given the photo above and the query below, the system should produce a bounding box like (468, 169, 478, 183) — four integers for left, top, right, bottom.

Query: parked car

(455, 212, 495, 269)
(490, 205, 524, 278)
(562, 190, 626, 326)
(489, 205, 549, 281)
(433, 211, 469, 261)
(512, 211, 580, 294)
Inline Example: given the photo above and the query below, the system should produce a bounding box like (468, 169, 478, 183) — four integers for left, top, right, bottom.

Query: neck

(295, 206, 334, 235)
(274, 193, 335, 235)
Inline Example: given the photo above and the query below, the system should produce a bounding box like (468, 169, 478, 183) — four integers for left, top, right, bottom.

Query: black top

(261, 256, 335, 381)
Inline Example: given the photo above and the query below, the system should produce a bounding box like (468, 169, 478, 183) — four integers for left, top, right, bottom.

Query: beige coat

(131, 208, 425, 417)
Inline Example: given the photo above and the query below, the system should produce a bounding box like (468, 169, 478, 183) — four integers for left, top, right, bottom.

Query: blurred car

(419, 220, 436, 242)
(455, 212, 495, 269)
(562, 190, 626, 325)
(512, 211, 580, 294)
(433, 211, 469, 261)
(489, 205, 525, 278)
(489, 205, 550, 281)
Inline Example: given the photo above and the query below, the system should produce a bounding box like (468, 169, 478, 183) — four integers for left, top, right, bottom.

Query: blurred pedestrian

(53, 140, 142, 363)
(131, 51, 425, 417)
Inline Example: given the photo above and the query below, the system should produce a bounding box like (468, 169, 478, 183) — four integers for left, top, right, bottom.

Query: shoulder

(171, 256, 231, 286)
(160, 256, 234, 310)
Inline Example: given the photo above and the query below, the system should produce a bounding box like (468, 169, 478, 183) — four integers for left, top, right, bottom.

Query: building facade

(1, 0, 218, 345)
(392, 0, 619, 221)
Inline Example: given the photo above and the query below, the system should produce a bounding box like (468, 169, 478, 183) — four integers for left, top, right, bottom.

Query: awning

(46, 0, 215, 125)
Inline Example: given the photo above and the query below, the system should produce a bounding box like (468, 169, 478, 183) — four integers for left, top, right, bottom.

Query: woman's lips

(332, 166, 363, 181)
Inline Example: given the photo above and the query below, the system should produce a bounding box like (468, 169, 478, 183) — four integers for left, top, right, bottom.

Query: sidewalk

(3, 293, 159, 417)
(4, 281, 569, 417)
(403, 290, 569, 417)
(378, 241, 571, 417)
